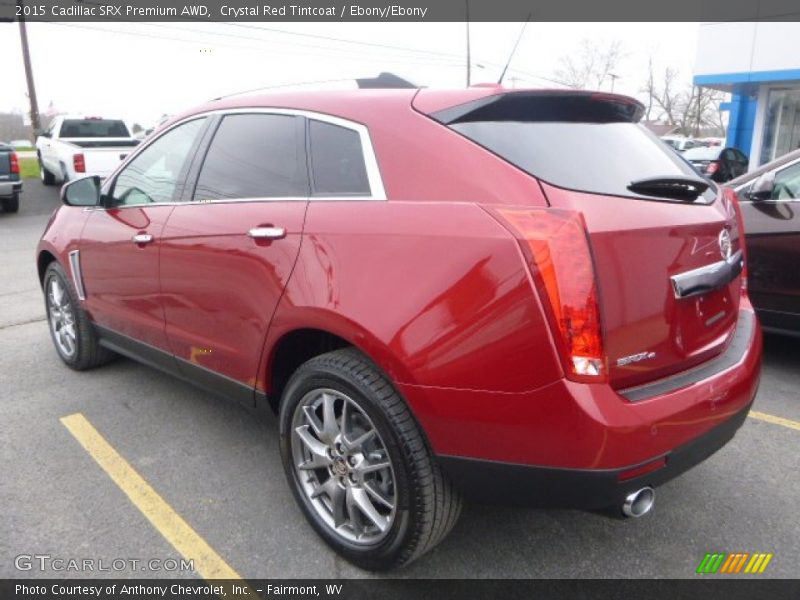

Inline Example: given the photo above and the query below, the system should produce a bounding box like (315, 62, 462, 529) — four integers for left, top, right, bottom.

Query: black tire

(40, 159, 56, 186)
(43, 262, 115, 370)
(1, 193, 19, 213)
(279, 348, 462, 571)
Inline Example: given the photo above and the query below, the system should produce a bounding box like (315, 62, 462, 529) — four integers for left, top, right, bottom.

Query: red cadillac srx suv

(37, 87, 762, 570)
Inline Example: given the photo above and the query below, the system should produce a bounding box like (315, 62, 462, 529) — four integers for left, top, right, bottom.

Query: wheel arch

(37, 250, 58, 287)
(263, 318, 417, 414)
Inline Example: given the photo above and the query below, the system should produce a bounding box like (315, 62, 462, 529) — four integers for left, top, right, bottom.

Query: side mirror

(61, 176, 102, 207)
(748, 172, 775, 201)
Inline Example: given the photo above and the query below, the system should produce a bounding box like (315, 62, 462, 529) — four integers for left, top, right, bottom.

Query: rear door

(159, 112, 309, 398)
(740, 159, 800, 328)
(432, 92, 743, 389)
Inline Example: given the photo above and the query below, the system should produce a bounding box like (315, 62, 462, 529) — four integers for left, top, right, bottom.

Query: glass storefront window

(760, 87, 800, 164)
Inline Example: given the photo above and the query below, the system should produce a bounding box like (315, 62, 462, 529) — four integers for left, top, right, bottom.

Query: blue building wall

(724, 87, 758, 158)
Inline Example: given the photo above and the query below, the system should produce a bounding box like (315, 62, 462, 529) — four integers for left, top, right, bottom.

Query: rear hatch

(0, 150, 9, 177)
(426, 91, 743, 389)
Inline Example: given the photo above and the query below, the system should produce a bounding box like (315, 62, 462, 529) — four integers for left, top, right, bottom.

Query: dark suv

(0, 142, 22, 213)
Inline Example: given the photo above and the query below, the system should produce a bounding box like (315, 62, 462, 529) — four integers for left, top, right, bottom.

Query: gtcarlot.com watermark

(14, 554, 194, 573)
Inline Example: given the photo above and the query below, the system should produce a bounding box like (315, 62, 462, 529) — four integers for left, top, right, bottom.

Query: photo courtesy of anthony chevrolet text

(0, 0, 798, 598)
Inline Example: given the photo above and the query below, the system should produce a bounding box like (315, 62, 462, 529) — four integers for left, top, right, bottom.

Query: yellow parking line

(748, 410, 800, 432)
(60, 413, 242, 581)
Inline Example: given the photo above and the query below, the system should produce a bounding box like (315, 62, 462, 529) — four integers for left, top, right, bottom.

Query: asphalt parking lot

(1, 180, 798, 580)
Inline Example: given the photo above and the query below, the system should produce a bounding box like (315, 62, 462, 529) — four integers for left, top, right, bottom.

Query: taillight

(706, 161, 720, 175)
(493, 207, 606, 382)
(73, 153, 85, 173)
(9, 152, 19, 174)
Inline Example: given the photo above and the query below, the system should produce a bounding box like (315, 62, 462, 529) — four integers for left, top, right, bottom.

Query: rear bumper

(0, 180, 21, 197)
(437, 399, 752, 509)
(400, 304, 761, 505)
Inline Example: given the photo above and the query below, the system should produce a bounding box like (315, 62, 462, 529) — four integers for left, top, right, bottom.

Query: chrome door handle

(132, 233, 153, 244)
(248, 227, 286, 240)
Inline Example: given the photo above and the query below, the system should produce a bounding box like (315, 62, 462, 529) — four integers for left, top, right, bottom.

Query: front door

(159, 113, 309, 397)
(79, 117, 208, 351)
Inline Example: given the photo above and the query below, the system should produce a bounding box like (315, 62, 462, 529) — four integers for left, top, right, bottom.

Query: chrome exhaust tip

(622, 487, 655, 518)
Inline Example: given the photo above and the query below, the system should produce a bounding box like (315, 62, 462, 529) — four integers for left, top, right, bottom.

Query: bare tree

(556, 39, 624, 91)
(642, 58, 727, 136)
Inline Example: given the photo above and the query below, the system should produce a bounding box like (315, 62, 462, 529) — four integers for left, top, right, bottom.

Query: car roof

(728, 148, 800, 187)
(167, 87, 644, 130)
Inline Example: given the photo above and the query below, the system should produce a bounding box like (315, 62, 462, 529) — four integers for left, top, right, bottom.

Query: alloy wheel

(290, 388, 397, 545)
(47, 276, 77, 359)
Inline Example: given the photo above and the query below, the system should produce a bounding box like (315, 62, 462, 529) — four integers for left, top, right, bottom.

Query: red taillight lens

(9, 152, 19, 174)
(73, 153, 86, 173)
(494, 207, 606, 382)
(706, 161, 720, 175)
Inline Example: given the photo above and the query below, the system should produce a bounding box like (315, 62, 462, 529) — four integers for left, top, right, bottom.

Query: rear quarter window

(309, 120, 370, 196)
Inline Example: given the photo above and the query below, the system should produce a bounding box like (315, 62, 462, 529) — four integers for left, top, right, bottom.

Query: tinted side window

(309, 120, 370, 196)
(194, 114, 307, 200)
(110, 118, 206, 207)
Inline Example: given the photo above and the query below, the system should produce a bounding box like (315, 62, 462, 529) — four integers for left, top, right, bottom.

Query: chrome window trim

(97, 107, 386, 211)
(68, 249, 86, 301)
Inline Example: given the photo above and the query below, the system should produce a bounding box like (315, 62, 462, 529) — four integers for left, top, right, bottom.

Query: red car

(37, 88, 761, 570)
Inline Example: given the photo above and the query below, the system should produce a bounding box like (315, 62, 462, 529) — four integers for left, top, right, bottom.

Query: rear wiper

(627, 176, 709, 201)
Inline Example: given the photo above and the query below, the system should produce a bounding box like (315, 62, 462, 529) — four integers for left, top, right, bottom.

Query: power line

(41, 22, 467, 69)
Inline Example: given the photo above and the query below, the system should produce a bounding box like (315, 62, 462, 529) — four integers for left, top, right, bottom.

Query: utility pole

(465, 0, 471, 87)
(17, 1, 41, 139)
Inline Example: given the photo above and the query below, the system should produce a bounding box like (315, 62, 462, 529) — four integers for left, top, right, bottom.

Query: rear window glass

(59, 119, 130, 138)
(444, 94, 714, 202)
(683, 147, 721, 161)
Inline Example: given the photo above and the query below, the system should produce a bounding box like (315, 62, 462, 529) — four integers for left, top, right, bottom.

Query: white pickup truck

(36, 116, 140, 185)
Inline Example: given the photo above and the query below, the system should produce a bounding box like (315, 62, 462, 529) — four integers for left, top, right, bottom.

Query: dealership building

(694, 22, 800, 169)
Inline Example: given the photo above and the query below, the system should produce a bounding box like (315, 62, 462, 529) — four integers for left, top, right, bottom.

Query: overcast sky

(0, 21, 699, 127)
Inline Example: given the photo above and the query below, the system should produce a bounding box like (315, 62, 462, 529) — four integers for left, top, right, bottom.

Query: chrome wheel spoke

(345, 487, 367, 537)
(320, 392, 339, 445)
(50, 279, 64, 307)
(364, 481, 395, 510)
(348, 428, 376, 449)
(295, 425, 330, 461)
(350, 486, 389, 533)
(302, 405, 324, 437)
(356, 459, 391, 475)
(329, 482, 347, 528)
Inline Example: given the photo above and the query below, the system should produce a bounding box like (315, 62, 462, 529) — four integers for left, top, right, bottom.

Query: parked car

(683, 146, 749, 182)
(36, 88, 761, 571)
(36, 116, 140, 185)
(0, 142, 22, 213)
(660, 135, 701, 152)
(728, 148, 800, 333)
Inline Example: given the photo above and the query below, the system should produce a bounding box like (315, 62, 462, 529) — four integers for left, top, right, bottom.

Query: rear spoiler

(431, 91, 645, 125)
